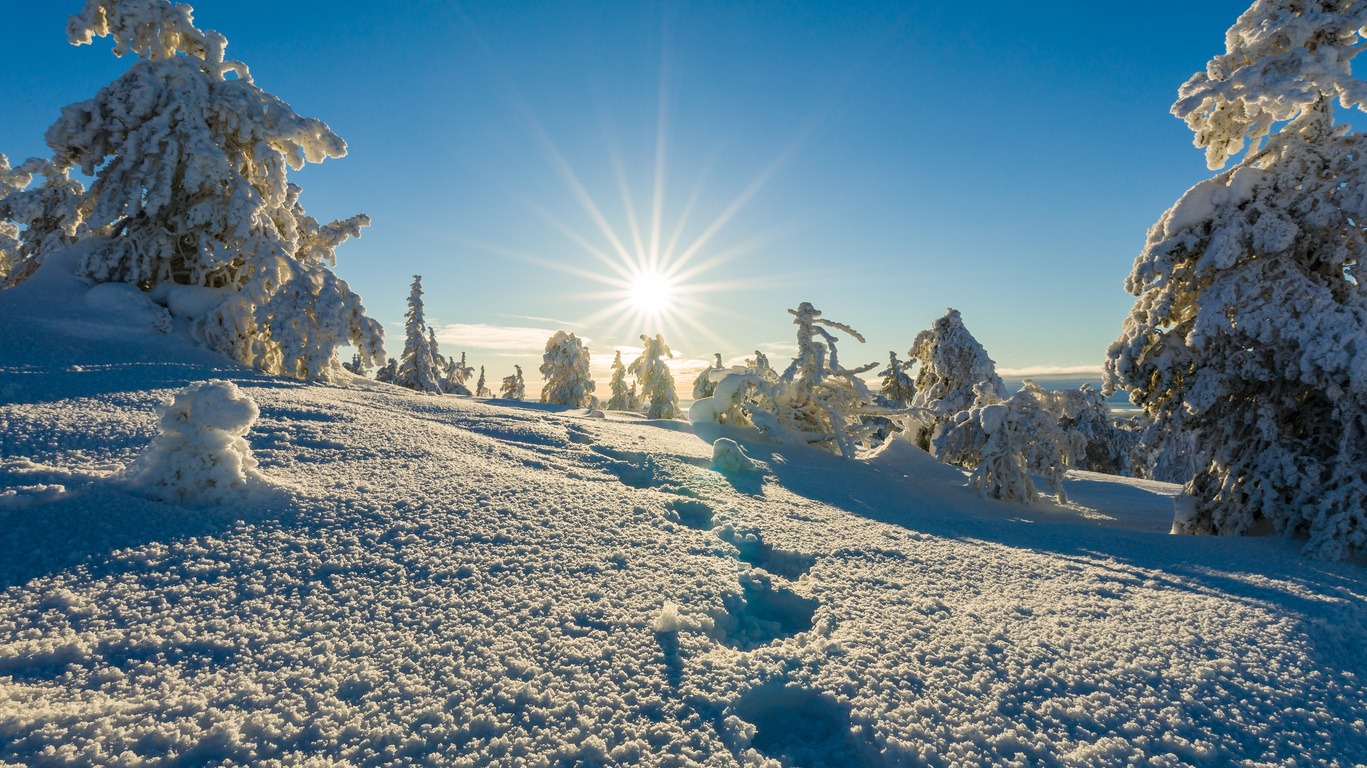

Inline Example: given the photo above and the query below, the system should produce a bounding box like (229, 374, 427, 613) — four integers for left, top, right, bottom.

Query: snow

(1, 254, 1365, 766)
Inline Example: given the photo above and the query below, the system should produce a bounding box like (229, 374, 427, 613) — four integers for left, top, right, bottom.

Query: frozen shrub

(123, 379, 263, 505)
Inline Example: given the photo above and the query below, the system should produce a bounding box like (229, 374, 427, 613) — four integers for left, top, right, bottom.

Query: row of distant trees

(0, 0, 1360, 559)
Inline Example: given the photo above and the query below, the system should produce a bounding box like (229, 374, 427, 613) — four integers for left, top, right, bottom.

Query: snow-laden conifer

(0, 155, 84, 286)
(341, 352, 368, 377)
(374, 357, 398, 384)
(392, 276, 442, 394)
(877, 350, 916, 408)
(29, 0, 383, 380)
(605, 351, 638, 411)
(936, 381, 1081, 503)
(907, 308, 1007, 451)
(540, 331, 596, 407)
(444, 351, 474, 395)
(693, 353, 725, 400)
(629, 334, 679, 419)
(500, 365, 526, 400)
(476, 366, 492, 398)
(1055, 385, 1140, 476)
(1107, 0, 1367, 559)
(695, 304, 875, 457)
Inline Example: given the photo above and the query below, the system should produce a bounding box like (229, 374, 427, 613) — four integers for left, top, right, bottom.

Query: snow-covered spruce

(877, 350, 916, 409)
(540, 331, 596, 408)
(936, 380, 1080, 504)
(475, 365, 492, 398)
(629, 334, 679, 419)
(499, 365, 525, 400)
(692, 353, 725, 400)
(392, 276, 443, 394)
(907, 308, 1008, 452)
(605, 350, 638, 411)
(122, 379, 263, 505)
(12, 0, 385, 380)
(1107, 0, 1367, 559)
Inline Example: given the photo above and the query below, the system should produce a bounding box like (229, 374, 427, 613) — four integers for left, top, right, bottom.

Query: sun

(628, 271, 675, 314)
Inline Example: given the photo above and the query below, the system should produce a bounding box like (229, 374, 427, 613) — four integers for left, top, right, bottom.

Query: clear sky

(0, 1, 1251, 388)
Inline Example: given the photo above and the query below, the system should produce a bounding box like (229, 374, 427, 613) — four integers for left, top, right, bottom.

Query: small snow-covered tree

(936, 380, 1081, 503)
(374, 357, 398, 384)
(540, 331, 596, 407)
(698, 304, 876, 457)
(444, 351, 474, 394)
(500, 365, 525, 400)
(476, 365, 492, 398)
(123, 379, 262, 505)
(0, 155, 85, 286)
(393, 275, 443, 394)
(341, 352, 368, 376)
(877, 350, 916, 408)
(629, 334, 679, 419)
(605, 350, 638, 410)
(28, 0, 383, 379)
(1107, 0, 1367, 559)
(1055, 384, 1141, 476)
(693, 353, 725, 400)
(907, 308, 1007, 451)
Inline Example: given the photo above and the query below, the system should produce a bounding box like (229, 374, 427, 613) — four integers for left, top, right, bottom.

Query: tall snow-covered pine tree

(1107, 0, 1367, 559)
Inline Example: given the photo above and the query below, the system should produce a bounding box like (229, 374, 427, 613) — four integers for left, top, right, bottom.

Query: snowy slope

(1, 257, 1365, 767)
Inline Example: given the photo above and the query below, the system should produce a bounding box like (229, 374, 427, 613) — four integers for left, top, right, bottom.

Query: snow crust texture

(1, 260, 1365, 766)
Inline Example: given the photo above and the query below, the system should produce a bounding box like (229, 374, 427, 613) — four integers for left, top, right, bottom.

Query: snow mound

(122, 379, 263, 505)
(712, 437, 758, 473)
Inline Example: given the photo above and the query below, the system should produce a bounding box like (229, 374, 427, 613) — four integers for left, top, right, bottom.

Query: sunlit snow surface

(1, 254, 1365, 766)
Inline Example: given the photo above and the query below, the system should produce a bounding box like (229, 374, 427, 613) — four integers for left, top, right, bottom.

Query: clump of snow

(712, 437, 758, 474)
(122, 379, 263, 505)
(653, 601, 713, 633)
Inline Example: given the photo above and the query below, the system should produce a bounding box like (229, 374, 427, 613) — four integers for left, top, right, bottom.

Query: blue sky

(0, 1, 1251, 386)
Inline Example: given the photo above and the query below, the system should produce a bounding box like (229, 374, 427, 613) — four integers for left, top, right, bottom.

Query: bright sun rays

(486, 37, 824, 357)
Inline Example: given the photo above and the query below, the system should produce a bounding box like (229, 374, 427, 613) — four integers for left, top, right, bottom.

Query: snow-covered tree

(392, 275, 442, 394)
(936, 381, 1081, 503)
(877, 350, 916, 408)
(476, 365, 492, 398)
(23, 0, 383, 379)
(499, 365, 525, 400)
(629, 334, 679, 419)
(907, 308, 1007, 451)
(374, 357, 398, 384)
(1107, 0, 1367, 559)
(1055, 384, 1141, 476)
(341, 352, 368, 377)
(693, 353, 725, 400)
(605, 350, 638, 411)
(0, 155, 84, 286)
(539, 331, 596, 407)
(695, 304, 876, 457)
(443, 351, 474, 395)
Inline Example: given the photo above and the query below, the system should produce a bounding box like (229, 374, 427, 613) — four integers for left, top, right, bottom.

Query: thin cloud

(434, 323, 573, 352)
(997, 364, 1105, 378)
(497, 314, 585, 329)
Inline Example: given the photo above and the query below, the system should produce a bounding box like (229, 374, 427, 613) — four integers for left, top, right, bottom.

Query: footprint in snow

(718, 527, 815, 581)
(710, 570, 818, 650)
(729, 681, 886, 768)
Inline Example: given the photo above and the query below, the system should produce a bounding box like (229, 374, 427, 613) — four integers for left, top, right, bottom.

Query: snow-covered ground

(1, 256, 1365, 766)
